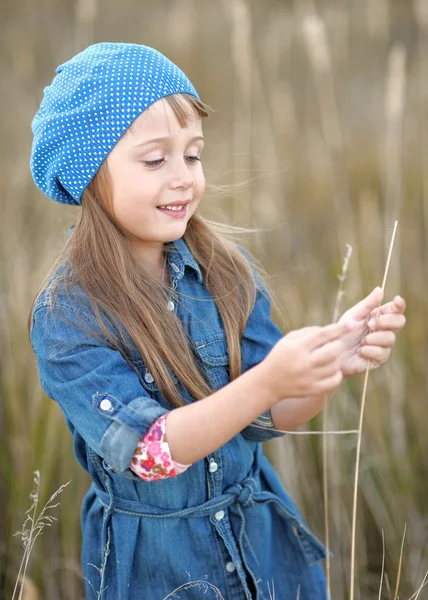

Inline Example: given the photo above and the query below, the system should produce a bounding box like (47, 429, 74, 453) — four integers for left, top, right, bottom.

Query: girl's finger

(313, 370, 344, 395)
(286, 326, 322, 341)
(314, 361, 341, 380)
(358, 345, 390, 363)
(361, 331, 396, 348)
(342, 287, 384, 321)
(312, 340, 343, 366)
(369, 295, 406, 318)
(309, 321, 356, 351)
(368, 313, 406, 331)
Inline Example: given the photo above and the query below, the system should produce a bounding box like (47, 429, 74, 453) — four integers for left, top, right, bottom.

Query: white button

(99, 399, 113, 412)
(226, 562, 236, 573)
(209, 461, 218, 473)
(171, 263, 180, 272)
(167, 300, 175, 311)
(214, 510, 225, 521)
(144, 372, 154, 383)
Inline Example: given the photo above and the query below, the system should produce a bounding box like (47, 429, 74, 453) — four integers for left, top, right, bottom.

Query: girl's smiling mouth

(156, 200, 190, 218)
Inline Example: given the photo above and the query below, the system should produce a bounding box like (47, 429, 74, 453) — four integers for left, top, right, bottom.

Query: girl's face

(106, 96, 205, 261)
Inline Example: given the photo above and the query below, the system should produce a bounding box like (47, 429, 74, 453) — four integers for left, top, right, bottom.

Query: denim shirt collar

(167, 237, 203, 285)
(67, 225, 203, 284)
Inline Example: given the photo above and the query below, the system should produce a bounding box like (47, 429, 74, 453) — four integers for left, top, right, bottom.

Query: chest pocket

(131, 333, 229, 401)
(193, 332, 230, 391)
(131, 356, 179, 408)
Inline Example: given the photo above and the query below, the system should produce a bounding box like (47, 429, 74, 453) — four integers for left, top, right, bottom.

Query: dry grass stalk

(15, 576, 39, 600)
(349, 220, 398, 600)
(415, 2, 428, 277)
(393, 523, 407, 600)
(75, 0, 98, 25)
(299, 10, 358, 588)
(322, 243, 353, 597)
(378, 529, 386, 600)
(411, 568, 428, 600)
(298, 4, 361, 297)
(267, 579, 275, 599)
(74, 0, 98, 50)
(414, 0, 428, 32)
(220, 0, 253, 227)
(385, 572, 392, 598)
(383, 45, 406, 462)
(250, 422, 358, 435)
(332, 245, 353, 324)
(366, 0, 390, 40)
(384, 43, 405, 263)
(385, 44, 406, 141)
(85, 527, 111, 599)
(12, 471, 70, 600)
(163, 580, 224, 599)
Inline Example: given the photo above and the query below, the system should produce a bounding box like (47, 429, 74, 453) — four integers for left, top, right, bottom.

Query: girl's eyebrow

(133, 135, 204, 149)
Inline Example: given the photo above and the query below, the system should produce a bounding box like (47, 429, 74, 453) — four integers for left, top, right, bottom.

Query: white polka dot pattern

(30, 42, 200, 206)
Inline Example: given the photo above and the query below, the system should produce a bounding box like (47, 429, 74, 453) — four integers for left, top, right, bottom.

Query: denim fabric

(30, 237, 327, 599)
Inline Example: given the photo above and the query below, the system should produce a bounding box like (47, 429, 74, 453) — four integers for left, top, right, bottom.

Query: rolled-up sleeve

(237, 245, 286, 442)
(30, 301, 169, 473)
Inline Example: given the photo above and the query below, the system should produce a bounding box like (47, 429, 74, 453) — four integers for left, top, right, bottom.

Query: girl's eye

(143, 159, 165, 168)
(142, 156, 201, 169)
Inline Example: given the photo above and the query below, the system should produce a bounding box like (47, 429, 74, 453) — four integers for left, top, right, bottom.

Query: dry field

(1, 1, 427, 598)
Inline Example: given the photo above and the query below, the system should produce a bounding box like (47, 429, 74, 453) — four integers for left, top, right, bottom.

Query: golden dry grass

(1, 1, 428, 598)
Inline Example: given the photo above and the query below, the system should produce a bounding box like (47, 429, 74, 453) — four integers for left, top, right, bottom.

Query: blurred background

(1, 0, 427, 598)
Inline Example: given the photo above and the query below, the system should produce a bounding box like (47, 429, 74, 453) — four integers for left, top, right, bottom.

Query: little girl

(29, 42, 406, 600)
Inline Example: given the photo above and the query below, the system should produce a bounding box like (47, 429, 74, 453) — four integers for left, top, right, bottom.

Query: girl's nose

(168, 158, 195, 191)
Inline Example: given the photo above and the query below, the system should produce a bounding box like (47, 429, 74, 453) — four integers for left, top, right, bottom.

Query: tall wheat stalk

(349, 220, 398, 600)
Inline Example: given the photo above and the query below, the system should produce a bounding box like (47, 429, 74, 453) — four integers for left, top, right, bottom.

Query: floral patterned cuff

(129, 413, 191, 481)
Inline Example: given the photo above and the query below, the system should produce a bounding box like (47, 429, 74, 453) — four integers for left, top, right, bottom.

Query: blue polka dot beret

(30, 42, 200, 205)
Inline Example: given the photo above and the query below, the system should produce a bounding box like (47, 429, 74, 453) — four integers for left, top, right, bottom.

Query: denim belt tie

(93, 475, 326, 565)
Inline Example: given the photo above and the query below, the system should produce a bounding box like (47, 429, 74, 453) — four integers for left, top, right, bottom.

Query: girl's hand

(337, 287, 406, 378)
(262, 321, 355, 400)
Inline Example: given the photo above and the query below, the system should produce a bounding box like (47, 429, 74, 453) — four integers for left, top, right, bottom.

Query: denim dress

(30, 236, 328, 600)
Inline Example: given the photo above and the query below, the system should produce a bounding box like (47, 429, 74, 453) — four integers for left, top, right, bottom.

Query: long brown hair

(28, 93, 270, 408)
